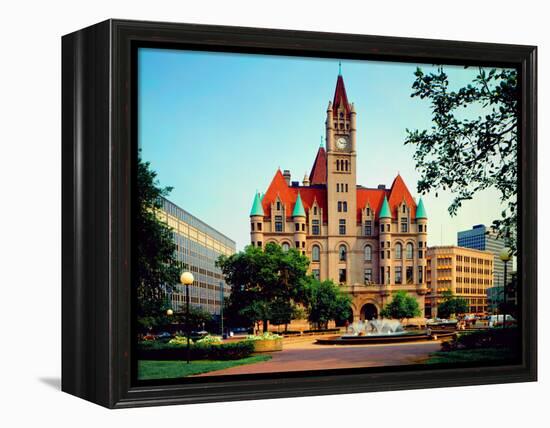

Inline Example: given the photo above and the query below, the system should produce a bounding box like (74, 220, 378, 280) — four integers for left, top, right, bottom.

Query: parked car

(155, 332, 172, 340)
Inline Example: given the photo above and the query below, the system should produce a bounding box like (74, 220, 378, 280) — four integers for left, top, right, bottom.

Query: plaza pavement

(194, 337, 441, 377)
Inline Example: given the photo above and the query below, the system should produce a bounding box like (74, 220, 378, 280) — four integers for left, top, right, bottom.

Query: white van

(488, 314, 516, 327)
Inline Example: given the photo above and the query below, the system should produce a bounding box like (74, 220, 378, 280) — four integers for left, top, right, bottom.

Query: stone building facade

(425, 246, 495, 317)
(249, 71, 429, 321)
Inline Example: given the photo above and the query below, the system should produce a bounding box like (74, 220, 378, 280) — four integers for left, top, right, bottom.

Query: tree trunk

(262, 319, 268, 333)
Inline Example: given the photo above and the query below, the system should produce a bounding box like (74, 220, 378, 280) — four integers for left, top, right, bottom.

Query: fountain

(343, 319, 406, 337)
(315, 318, 456, 345)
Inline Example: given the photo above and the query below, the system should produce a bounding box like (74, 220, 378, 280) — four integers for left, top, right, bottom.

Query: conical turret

(416, 198, 427, 219)
(249, 192, 265, 217)
(292, 192, 306, 217)
(379, 195, 391, 219)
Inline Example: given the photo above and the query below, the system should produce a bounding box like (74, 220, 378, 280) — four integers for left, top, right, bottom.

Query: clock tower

(325, 69, 358, 283)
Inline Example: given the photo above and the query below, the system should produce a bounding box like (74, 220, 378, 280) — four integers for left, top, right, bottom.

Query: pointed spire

(379, 195, 391, 219)
(416, 198, 427, 219)
(332, 72, 351, 118)
(250, 192, 264, 217)
(292, 192, 306, 217)
(338, 61, 342, 76)
(309, 145, 327, 185)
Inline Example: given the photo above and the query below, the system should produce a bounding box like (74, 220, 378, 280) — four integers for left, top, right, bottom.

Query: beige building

(249, 71, 429, 321)
(426, 246, 495, 317)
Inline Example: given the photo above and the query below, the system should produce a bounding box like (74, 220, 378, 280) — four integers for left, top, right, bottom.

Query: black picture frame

(62, 19, 537, 408)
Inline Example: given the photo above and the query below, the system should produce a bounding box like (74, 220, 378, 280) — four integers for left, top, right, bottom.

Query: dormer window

(312, 219, 320, 235)
(364, 220, 372, 236)
(276, 201, 281, 211)
(275, 215, 283, 232)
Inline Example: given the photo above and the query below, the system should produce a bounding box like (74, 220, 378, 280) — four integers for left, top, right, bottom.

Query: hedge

(441, 328, 520, 352)
(138, 340, 255, 361)
(303, 328, 340, 334)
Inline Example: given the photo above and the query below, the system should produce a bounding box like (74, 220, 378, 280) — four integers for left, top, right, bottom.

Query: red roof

(263, 170, 328, 221)
(332, 74, 351, 118)
(356, 188, 388, 222)
(388, 174, 417, 218)
(262, 169, 417, 224)
(309, 146, 327, 185)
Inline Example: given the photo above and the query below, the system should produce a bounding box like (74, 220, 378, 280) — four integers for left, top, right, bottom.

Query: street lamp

(220, 281, 224, 338)
(166, 308, 173, 316)
(180, 271, 194, 364)
(499, 248, 512, 329)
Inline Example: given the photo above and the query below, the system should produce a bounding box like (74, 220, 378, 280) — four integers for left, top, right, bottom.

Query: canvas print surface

(135, 48, 520, 381)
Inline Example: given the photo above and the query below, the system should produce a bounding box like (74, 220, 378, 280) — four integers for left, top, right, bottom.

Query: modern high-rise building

(158, 197, 236, 315)
(249, 70, 429, 321)
(458, 224, 506, 288)
(426, 246, 494, 317)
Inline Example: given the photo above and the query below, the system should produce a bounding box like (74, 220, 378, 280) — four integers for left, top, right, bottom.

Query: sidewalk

(194, 340, 441, 377)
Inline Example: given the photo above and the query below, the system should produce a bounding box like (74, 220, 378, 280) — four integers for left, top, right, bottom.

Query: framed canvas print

(61, 19, 537, 408)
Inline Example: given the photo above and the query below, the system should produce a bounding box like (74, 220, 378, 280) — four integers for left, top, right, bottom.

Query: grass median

(138, 355, 272, 379)
(426, 347, 518, 365)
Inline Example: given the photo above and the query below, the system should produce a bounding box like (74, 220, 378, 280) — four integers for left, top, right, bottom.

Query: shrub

(245, 332, 281, 341)
(168, 336, 194, 345)
(137, 339, 254, 360)
(195, 335, 222, 345)
(441, 328, 520, 352)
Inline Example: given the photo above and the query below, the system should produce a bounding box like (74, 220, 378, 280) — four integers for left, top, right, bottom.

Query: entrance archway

(361, 303, 378, 321)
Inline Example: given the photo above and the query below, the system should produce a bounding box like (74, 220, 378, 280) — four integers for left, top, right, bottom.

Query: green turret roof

(416, 198, 427, 219)
(292, 192, 306, 217)
(379, 195, 391, 219)
(249, 192, 264, 217)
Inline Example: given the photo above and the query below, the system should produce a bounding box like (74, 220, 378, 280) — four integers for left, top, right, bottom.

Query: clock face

(336, 137, 348, 150)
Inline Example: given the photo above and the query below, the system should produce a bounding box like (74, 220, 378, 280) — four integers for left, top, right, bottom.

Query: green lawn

(426, 347, 518, 365)
(138, 355, 272, 380)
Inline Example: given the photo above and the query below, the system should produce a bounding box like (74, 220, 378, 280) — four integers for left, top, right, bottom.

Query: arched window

(364, 245, 372, 261)
(312, 245, 320, 262)
(282, 242, 290, 252)
(336, 160, 340, 171)
(406, 243, 414, 259)
(339, 245, 347, 262)
(395, 243, 402, 260)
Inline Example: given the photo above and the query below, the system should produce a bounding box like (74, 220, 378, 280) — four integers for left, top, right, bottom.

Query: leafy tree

(174, 306, 213, 332)
(137, 295, 173, 332)
(405, 66, 518, 250)
(136, 157, 180, 330)
(239, 301, 272, 334)
(436, 290, 468, 319)
(305, 278, 352, 329)
(380, 290, 421, 321)
(217, 243, 310, 332)
(269, 298, 296, 329)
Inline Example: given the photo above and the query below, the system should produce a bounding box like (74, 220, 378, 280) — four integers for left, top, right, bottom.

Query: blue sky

(138, 48, 510, 250)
